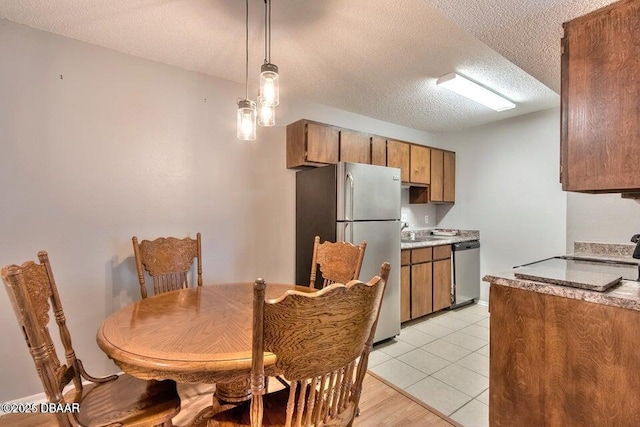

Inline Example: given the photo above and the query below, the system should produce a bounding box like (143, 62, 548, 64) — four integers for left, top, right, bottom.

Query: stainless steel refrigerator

(296, 162, 401, 343)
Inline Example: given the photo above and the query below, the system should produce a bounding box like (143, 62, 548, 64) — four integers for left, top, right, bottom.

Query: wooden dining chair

(309, 236, 367, 289)
(132, 233, 202, 298)
(1, 251, 181, 427)
(209, 262, 390, 427)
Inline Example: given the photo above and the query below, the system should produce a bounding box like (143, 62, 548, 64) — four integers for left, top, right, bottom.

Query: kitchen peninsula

(484, 243, 640, 426)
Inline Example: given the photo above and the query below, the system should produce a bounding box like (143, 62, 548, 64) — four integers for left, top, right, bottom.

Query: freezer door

(337, 162, 401, 221)
(337, 220, 401, 343)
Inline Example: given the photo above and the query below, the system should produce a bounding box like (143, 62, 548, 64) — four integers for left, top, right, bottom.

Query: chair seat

(77, 375, 180, 427)
(208, 386, 355, 427)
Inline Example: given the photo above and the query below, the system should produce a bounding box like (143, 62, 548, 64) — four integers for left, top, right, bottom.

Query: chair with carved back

(209, 262, 390, 427)
(309, 236, 367, 289)
(132, 233, 202, 298)
(1, 251, 181, 427)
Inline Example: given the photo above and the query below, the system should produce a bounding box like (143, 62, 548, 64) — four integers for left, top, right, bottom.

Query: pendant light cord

(264, 0, 268, 64)
(268, 0, 271, 63)
(263, 0, 271, 63)
(245, 0, 249, 99)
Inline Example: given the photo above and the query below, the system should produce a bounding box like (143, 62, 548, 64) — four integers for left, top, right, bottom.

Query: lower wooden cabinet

(411, 262, 433, 318)
(401, 245, 451, 322)
(400, 265, 411, 322)
(489, 284, 640, 426)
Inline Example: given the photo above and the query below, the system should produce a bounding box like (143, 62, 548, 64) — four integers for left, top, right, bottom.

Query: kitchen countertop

(568, 241, 640, 266)
(483, 272, 640, 312)
(400, 229, 479, 249)
(484, 241, 640, 312)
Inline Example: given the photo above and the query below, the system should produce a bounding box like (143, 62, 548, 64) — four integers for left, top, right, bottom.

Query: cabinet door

(410, 145, 431, 185)
(433, 258, 451, 311)
(340, 130, 370, 164)
(371, 136, 386, 166)
(443, 151, 455, 202)
(387, 140, 410, 183)
(561, 0, 640, 192)
(306, 123, 339, 165)
(401, 265, 411, 322)
(411, 262, 433, 318)
(430, 149, 444, 201)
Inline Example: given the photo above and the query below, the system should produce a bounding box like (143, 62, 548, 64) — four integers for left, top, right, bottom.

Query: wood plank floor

(0, 373, 456, 426)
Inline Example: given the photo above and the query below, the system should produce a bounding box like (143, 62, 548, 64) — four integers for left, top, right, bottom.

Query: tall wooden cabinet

(561, 0, 640, 193)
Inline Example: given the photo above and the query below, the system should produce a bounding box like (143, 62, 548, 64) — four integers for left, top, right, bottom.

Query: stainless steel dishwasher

(451, 240, 480, 308)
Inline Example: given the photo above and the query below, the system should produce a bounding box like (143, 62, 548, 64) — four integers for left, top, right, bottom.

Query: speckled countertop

(568, 241, 640, 266)
(484, 241, 640, 312)
(400, 229, 479, 249)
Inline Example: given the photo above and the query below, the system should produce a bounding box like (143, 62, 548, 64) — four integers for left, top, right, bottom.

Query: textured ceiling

(0, 0, 616, 133)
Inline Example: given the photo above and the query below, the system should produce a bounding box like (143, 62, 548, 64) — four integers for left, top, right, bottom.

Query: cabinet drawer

(412, 247, 433, 264)
(433, 245, 451, 260)
(401, 250, 411, 266)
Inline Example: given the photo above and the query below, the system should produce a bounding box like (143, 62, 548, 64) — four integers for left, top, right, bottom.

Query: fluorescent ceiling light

(436, 73, 516, 112)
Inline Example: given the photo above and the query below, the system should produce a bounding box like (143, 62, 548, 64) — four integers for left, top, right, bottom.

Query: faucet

(401, 222, 409, 231)
(632, 234, 640, 259)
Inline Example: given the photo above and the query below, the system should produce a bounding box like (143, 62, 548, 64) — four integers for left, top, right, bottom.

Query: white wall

(435, 108, 567, 302)
(401, 189, 437, 230)
(567, 193, 640, 251)
(0, 20, 437, 402)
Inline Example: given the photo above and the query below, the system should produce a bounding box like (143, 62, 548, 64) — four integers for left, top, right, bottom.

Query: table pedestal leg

(215, 377, 252, 403)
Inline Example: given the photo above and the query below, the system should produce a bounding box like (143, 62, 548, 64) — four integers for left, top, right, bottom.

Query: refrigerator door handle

(345, 172, 354, 221)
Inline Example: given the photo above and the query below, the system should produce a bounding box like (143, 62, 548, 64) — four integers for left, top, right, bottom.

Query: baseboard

(0, 391, 49, 416)
(0, 372, 123, 417)
(477, 299, 488, 306)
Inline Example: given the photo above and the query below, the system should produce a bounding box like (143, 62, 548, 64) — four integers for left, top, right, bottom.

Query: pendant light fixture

(257, 95, 275, 126)
(259, 0, 279, 108)
(237, 0, 256, 141)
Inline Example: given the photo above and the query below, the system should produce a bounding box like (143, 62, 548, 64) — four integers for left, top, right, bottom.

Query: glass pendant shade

(257, 96, 275, 126)
(260, 63, 279, 107)
(237, 99, 257, 141)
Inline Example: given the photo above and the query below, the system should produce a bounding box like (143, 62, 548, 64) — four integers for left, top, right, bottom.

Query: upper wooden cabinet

(371, 136, 387, 167)
(430, 149, 455, 203)
(430, 149, 444, 200)
(339, 129, 371, 164)
(443, 151, 455, 202)
(286, 120, 456, 203)
(410, 145, 431, 185)
(387, 140, 410, 183)
(561, 0, 640, 193)
(287, 120, 339, 168)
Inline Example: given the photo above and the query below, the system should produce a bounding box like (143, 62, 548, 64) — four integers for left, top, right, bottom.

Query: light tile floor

(370, 303, 489, 427)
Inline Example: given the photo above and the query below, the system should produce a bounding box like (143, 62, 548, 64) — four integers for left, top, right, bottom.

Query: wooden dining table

(97, 282, 311, 403)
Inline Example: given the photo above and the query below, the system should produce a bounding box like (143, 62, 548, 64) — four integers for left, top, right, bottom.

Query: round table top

(97, 283, 309, 377)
